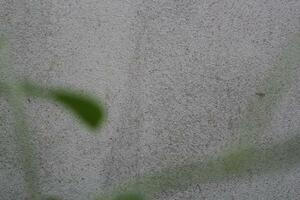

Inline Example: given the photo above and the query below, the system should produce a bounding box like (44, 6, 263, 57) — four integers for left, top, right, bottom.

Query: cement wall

(1, 0, 300, 199)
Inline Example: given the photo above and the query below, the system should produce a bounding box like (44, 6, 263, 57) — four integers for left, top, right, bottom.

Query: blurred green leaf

(21, 81, 106, 130)
(96, 131, 300, 200)
(238, 33, 300, 145)
(0, 36, 5, 50)
(113, 192, 144, 200)
(51, 89, 105, 129)
(94, 34, 300, 200)
(42, 194, 63, 200)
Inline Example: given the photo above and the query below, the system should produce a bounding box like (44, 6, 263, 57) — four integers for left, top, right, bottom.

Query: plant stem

(1, 35, 41, 199)
(7, 83, 41, 200)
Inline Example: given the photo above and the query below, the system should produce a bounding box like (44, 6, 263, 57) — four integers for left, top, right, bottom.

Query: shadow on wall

(0, 33, 300, 200)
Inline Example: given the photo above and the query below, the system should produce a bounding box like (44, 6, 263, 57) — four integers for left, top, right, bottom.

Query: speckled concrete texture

(1, 0, 300, 199)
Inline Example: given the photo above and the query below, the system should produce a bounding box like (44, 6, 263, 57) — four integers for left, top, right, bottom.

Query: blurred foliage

(52, 89, 105, 129)
(22, 81, 106, 130)
(237, 33, 300, 146)
(0, 33, 299, 200)
(42, 195, 63, 200)
(94, 33, 300, 200)
(0, 35, 106, 200)
(112, 192, 145, 200)
(95, 132, 300, 200)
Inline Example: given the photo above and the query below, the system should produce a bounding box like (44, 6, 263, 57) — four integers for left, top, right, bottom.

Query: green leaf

(50, 89, 106, 129)
(21, 81, 106, 130)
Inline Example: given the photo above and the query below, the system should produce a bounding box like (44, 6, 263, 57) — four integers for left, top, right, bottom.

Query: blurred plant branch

(0, 33, 299, 200)
(0, 35, 106, 200)
(94, 33, 300, 200)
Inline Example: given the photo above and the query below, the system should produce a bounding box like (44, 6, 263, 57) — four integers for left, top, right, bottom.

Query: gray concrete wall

(1, 0, 300, 199)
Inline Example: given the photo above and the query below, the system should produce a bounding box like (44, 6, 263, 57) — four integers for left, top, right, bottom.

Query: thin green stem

(7, 83, 41, 200)
(1, 36, 41, 200)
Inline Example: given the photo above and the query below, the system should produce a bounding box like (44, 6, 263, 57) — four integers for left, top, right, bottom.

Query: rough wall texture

(1, 0, 300, 199)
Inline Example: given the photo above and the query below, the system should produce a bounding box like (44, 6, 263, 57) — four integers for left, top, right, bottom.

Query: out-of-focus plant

(1, 33, 299, 200)
(94, 33, 300, 200)
(0, 36, 106, 200)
